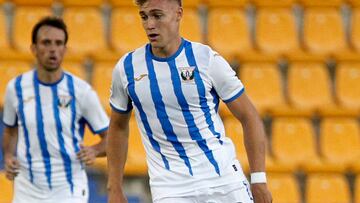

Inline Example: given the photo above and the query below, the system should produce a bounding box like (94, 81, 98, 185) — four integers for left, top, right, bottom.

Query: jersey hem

(2, 120, 17, 127)
(110, 102, 132, 114)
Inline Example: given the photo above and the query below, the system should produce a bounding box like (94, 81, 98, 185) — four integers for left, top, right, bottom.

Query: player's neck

(36, 66, 63, 84)
(152, 36, 182, 58)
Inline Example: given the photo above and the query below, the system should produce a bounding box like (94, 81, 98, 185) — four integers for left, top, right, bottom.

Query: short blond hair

(134, 0, 181, 7)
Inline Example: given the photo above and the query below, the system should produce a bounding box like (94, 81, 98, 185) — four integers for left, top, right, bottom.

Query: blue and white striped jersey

(110, 39, 247, 199)
(2, 70, 109, 192)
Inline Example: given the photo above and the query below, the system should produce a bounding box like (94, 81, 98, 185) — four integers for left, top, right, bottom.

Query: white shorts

(154, 180, 254, 203)
(12, 172, 89, 203)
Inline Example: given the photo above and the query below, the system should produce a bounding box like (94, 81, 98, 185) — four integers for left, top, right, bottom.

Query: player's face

(31, 25, 66, 72)
(139, 0, 182, 49)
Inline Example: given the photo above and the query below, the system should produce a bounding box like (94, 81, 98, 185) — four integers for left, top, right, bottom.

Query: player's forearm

(2, 127, 18, 159)
(241, 113, 267, 172)
(226, 94, 267, 172)
(106, 120, 130, 193)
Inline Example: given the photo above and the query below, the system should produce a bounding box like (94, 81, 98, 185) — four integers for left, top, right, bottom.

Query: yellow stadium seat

(0, 61, 32, 107)
(255, 8, 299, 57)
(0, 10, 10, 52)
(61, 0, 103, 6)
(287, 62, 334, 114)
(12, 0, 54, 6)
(62, 61, 86, 80)
(351, 8, 360, 52)
(303, 8, 347, 56)
(299, 0, 344, 7)
(272, 117, 326, 172)
(306, 173, 351, 203)
(252, 0, 295, 7)
(13, 6, 52, 54)
(108, 0, 136, 7)
(0, 172, 13, 203)
(267, 173, 301, 203)
(335, 62, 360, 111)
(92, 62, 116, 114)
(348, 0, 360, 7)
(205, 0, 248, 7)
(182, 0, 202, 8)
(63, 7, 107, 58)
(320, 118, 360, 171)
(239, 63, 287, 116)
(180, 8, 202, 42)
(125, 118, 148, 176)
(207, 8, 251, 60)
(355, 175, 360, 203)
(110, 7, 148, 55)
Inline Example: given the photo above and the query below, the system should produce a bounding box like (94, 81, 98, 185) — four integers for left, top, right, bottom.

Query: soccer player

(107, 0, 272, 202)
(2, 17, 109, 203)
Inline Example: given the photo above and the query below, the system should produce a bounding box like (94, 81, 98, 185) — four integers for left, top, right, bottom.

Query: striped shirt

(3, 70, 109, 192)
(110, 39, 247, 200)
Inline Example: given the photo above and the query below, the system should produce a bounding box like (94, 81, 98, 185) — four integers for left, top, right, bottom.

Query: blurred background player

(2, 16, 109, 203)
(106, 0, 272, 202)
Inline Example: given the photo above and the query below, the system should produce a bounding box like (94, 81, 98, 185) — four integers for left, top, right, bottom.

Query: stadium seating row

(2, 170, 360, 203)
(225, 116, 360, 173)
(2, 0, 360, 7)
(1, 61, 359, 116)
(0, 6, 360, 62)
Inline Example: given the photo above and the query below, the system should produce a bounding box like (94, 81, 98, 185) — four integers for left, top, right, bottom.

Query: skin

(107, 0, 272, 202)
(3, 25, 107, 181)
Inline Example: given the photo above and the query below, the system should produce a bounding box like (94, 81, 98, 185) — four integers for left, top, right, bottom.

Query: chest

(127, 60, 212, 109)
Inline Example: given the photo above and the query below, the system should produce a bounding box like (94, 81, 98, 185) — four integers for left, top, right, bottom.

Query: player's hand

(77, 144, 98, 166)
(4, 155, 20, 180)
(251, 183, 272, 203)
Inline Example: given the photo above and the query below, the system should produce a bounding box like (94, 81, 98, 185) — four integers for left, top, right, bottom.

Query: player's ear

(176, 6, 183, 22)
(30, 43, 37, 55)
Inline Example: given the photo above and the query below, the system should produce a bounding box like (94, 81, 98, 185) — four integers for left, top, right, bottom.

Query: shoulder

(7, 70, 34, 89)
(184, 40, 219, 62)
(114, 44, 147, 74)
(64, 71, 92, 91)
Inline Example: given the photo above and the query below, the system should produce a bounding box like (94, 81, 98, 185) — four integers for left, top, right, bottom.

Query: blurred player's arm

(2, 126, 20, 180)
(227, 93, 272, 203)
(107, 110, 131, 203)
(77, 130, 108, 165)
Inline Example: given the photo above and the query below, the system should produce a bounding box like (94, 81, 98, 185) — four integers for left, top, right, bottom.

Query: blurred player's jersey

(110, 39, 247, 200)
(3, 70, 109, 192)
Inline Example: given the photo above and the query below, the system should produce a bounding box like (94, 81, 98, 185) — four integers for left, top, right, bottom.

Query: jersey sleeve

(109, 59, 133, 113)
(80, 87, 109, 134)
(3, 79, 18, 127)
(208, 52, 245, 103)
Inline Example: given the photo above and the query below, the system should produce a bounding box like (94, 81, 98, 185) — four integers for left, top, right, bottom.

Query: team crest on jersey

(180, 67, 195, 82)
(58, 95, 72, 108)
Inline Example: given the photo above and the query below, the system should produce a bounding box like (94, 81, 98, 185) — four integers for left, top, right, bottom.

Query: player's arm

(2, 126, 20, 180)
(107, 110, 131, 203)
(226, 94, 266, 173)
(226, 94, 272, 203)
(77, 130, 108, 165)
